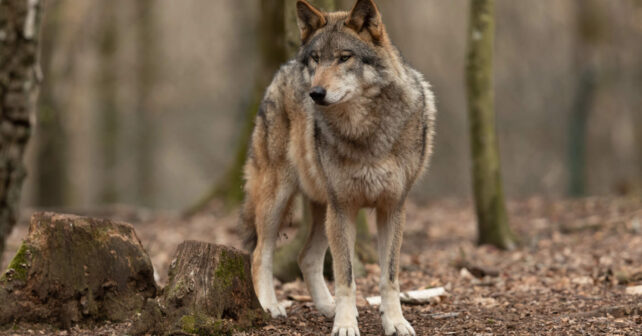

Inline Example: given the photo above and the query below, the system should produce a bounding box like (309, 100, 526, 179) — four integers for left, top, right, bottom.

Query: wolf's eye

(339, 55, 352, 63)
(311, 54, 320, 63)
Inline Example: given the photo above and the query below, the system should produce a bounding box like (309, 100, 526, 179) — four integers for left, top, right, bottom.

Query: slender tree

(97, 1, 119, 204)
(34, 0, 68, 207)
(0, 0, 44, 253)
(466, 0, 517, 249)
(185, 0, 287, 215)
(567, 0, 604, 197)
(636, 63, 642, 196)
(134, 0, 157, 206)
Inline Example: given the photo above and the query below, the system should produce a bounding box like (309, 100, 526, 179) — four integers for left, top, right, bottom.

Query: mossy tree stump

(0, 212, 158, 327)
(130, 241, 266, 335)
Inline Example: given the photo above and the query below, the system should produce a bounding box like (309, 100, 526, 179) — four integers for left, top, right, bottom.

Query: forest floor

(1, 196, 641, 335)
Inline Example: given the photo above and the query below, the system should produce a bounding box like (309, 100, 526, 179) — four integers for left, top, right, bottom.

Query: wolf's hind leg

(298, 199, 335, 318)
(376, 205, 415, 336)
(250, 175, 296, 318)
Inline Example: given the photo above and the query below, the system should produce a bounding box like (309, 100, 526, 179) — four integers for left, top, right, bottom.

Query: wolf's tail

(239, 200, 257, 254)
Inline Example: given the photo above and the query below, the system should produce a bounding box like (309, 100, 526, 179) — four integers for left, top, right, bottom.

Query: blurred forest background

(24, 0, 642, 211)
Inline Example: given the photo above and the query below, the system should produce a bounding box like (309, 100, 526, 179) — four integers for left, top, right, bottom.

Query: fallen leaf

(625, 285, 642, 295)
(474, 297, 498, 308)
(460, 268, 475, 280)
(572, 276, 594, 286)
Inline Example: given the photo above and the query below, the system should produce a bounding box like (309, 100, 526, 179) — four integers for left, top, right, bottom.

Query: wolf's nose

(309, 86, 327, 104)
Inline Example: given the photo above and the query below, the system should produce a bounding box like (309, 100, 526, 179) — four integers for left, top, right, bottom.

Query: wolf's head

(296, 0, 396, 107)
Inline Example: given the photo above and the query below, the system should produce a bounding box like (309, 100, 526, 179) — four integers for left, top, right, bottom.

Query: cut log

(130, 241, 266, 335)
(0, 212, 158, 327)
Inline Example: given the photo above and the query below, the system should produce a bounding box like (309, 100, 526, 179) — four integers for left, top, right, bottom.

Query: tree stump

(0, 212, 158, 327)
(130, 241, 266, 335)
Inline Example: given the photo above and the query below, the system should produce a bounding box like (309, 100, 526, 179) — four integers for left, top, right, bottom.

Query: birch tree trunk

(0, 0, 43, 254)
(466, 0, 517, 249)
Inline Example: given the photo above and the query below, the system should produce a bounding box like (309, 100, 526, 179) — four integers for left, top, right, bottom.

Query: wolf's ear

(345, 0, 383, 42)
(297, 0, 327, 44)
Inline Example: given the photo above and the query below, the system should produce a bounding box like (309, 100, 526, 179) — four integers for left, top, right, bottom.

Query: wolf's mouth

(316, 91, 350, 106)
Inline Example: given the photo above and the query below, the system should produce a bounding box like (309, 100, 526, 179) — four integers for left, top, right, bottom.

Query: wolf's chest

(289, 137, 402, 206)
(333, 159, 403, 205)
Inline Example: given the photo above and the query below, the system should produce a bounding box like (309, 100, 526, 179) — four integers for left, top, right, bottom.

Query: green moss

(214, 250, 246, 289)
(92, 223, 113, 243)
(1, 242, 31, 282)
(180, 314, 197, 332)
(166, 278, 189, 301)
(180, 313, 228, 336)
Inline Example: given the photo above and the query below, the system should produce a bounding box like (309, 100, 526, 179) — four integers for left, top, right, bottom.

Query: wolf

(240, 0, 436, 335)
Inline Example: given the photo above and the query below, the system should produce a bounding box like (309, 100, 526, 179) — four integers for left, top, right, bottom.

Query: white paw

(332, 299, 358, 335)
(316, 301, 336, 318)
(264, 302, 287, 318)
(331, 324, 360, 336)
(382, 315, 415, 336)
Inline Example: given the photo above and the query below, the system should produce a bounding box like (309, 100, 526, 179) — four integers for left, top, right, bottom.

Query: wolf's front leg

(326, 206, 359, 336)
(376, 205, 415, 336)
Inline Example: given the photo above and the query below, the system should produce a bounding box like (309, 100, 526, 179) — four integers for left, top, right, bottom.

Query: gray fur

(240, 2, 435, 335)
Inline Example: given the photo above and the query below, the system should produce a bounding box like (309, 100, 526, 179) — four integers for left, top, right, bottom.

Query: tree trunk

(466, 0, 517, 250)
(0, 212, 158, 327)
(34, 0, 68, 207)
(97, 1, 119, 204)
(0, 0, 43, 254)
(567, 68, 596, 197)
(130, 241, 265, 336)
(567, 0, 603, 197)
(134, 0, 156, 207)
(185, 0, 287, 215)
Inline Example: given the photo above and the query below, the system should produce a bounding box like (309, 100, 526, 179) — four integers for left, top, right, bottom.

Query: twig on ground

(366, 287, 447, 306)
(429, 312, 461, 320)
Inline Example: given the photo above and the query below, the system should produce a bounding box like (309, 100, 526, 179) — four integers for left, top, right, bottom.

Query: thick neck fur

(313, 72, 417, 161)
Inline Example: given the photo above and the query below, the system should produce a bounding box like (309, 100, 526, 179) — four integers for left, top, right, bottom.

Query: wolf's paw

(382, 315, 415, 336)
(316, 301, 336, 318)
(331, 324, 360, 336)
(264, 303, 287, 318)
(331, 298, 358, 335)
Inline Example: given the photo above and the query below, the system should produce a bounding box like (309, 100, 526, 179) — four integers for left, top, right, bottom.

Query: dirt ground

(1, 196, 641, 335)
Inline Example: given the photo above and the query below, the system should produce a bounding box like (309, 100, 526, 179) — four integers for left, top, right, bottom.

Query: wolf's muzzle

(309, 86, 328, 105)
